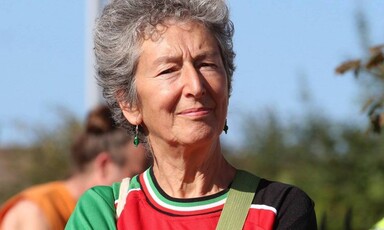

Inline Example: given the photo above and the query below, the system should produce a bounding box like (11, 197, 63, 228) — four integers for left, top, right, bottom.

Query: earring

(223, 119, 228, 134)
(134, 125, 139, 147)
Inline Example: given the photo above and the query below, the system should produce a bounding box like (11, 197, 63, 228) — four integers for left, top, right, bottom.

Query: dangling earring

(134, 125, 140, 147)
(223, 119, 228, 134)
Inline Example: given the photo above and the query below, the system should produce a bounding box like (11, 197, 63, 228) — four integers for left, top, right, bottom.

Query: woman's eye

(159, 68, 174, 75)
(200, 63, 217, 69)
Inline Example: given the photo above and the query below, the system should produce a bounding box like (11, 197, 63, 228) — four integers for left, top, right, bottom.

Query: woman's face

(126, 21, 228, 148)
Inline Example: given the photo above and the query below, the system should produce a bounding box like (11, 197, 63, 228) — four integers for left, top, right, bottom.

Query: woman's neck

(64, 172, 96, 201)
(151, 141, 236, 199)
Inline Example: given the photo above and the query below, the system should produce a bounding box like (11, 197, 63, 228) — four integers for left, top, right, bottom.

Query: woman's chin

(176, 128, 220, 146)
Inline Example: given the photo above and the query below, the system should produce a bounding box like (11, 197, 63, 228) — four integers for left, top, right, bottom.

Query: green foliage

(226, 112, 384, 230)
(335, 44, 384, 133)
(0, 108, 82, 204)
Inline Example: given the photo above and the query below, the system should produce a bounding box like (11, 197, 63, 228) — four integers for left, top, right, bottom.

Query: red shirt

(66, 168, 317, 229)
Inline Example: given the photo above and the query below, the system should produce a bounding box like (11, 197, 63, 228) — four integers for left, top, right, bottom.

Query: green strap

(216, 170, 260, 230)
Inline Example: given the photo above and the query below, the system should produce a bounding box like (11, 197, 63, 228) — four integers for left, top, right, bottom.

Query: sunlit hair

(94, 0, 235, 139)
(70, 105, 131, 172)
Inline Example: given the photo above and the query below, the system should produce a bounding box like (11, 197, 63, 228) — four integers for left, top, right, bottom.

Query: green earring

(223, 119, 228, 134)
(134, 125, 139, 147)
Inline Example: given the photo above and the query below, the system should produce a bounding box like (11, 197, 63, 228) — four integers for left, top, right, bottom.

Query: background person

(66, 0, 317, 229)
(0, 105, 150, 230)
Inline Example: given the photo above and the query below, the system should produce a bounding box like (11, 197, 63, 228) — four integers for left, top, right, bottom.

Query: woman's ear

(118, 101, 142, 125)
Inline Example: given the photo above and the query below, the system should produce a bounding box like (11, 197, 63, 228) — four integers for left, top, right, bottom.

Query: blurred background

(0, 1, 383, 229)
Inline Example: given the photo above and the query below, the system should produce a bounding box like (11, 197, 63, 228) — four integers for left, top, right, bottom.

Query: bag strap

(116, 177, 131, 218)
(216, 170, 260, 230)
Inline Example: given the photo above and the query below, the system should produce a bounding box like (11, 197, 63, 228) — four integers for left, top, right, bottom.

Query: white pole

(85, 0, 108, 111)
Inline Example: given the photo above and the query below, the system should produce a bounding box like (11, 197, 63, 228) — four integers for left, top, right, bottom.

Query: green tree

(226, 109, 384, 229)
(0, 107, 82, 204)
(335, 44, 384, 133)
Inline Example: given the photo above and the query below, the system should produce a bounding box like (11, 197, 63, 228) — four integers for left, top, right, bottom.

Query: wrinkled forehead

(140, 18, 203, 42)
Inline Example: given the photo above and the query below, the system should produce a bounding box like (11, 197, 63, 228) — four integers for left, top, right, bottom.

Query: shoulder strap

(216, 170, 260, 230)
(116, 177, 131, 218)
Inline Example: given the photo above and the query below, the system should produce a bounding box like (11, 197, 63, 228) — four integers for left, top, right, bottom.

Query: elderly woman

(66, 0, 317, 229)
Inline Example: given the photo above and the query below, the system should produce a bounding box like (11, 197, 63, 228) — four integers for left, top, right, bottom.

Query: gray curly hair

(94, 0, 235, 140)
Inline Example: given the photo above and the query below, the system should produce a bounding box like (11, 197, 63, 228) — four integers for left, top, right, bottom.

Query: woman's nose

(181, 64, 206, 98)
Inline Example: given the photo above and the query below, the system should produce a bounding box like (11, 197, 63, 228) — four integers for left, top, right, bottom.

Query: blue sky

(0, 1, 383, 147)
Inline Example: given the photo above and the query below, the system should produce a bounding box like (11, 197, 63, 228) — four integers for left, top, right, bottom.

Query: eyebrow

(152, 51, 221, 66)
(195, 51, 221, 61)
(152, 56, 180, 66)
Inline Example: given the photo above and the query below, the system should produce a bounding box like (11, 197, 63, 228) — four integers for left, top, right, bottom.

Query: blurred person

(66, 0, 317, 229)
(0, 105, 151, 230)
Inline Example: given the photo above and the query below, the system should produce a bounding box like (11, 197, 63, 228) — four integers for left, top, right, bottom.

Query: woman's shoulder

(76, 174, 142, 209)
(0, 199, 49, 230)
(255, 178, 314, 207)
(236, 170, 313, 207)
(254, 178, 317, 229)
(257, 178, 311, 197)
(65, 184, 122, 230)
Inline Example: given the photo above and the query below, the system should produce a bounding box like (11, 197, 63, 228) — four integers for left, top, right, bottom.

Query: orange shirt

(0, 181, 76, 230)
